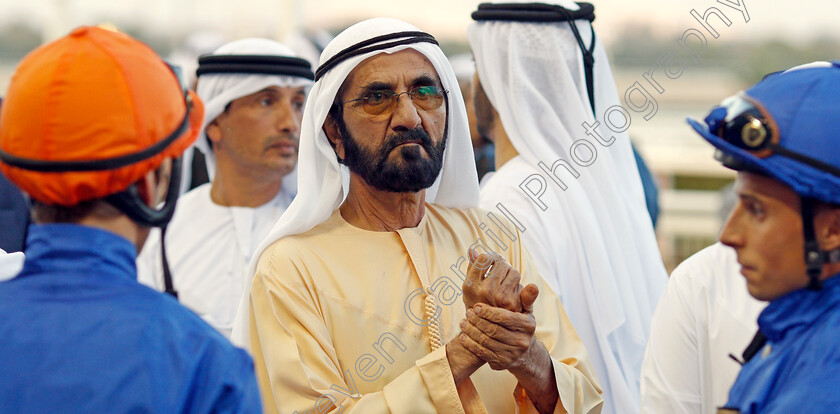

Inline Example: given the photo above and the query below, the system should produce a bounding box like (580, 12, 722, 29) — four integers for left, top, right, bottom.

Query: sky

(0, 0, 838, 46)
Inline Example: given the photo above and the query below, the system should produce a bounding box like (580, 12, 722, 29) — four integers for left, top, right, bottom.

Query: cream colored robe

(249, 203, 603, 413)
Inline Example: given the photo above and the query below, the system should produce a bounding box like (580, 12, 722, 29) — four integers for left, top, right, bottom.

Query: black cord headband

(196, 55, 315, 80)
(472, 2, 598, 115)
(314, 31, 439, 82)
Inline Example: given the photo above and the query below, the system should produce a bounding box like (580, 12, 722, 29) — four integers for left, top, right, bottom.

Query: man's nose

(389, 93, 422, 131)
(719, 205, 744, 248)
(274, 101, 300, 135)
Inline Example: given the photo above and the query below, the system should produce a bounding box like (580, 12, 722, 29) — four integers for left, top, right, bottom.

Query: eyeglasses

(342, 86, 447, 116)
(711, 93, 840, 178)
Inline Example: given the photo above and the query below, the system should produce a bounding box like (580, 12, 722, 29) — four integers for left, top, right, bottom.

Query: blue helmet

(689, 61, 840, 205)
(688, 61, 840, 290)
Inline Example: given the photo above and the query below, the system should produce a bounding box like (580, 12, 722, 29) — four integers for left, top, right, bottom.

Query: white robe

(469, 4, 668, 412)
(137, 183, 293, 337)
(640, 243, 766, 413)
(480, 156, 665, 414)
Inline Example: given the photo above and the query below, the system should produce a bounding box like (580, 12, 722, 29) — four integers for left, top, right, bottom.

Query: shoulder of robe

(425, 202, 493, 227)
(670, 243, 736, 291)
(258, 211, 348, 261)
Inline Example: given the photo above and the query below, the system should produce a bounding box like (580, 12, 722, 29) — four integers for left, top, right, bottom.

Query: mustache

(264, 133, 299, 147)
(381, 128, 434, 154)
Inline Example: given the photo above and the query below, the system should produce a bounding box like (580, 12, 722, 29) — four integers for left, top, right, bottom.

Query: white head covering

(230, 18, 479, 347)
(195, 38, 314, 194)
(469, 2, 667, 412)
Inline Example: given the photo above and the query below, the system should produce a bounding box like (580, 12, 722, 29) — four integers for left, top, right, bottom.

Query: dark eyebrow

(411, 74, 439, 88)
(255, 87, 279, 95)
(249, 88, 279, 101)
(360, 81, 394, 94)
(737, 193, 763, 204)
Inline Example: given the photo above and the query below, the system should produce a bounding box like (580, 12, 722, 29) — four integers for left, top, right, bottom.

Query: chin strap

(801, 197, 824, 290)
(159, 225, 178, 298)
(740, 330, 767, 364)
(106, 157, 183, 299)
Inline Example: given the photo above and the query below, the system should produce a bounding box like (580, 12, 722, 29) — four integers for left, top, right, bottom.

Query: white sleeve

(640, 260, 706, 414)
(0, 249, 25, 282)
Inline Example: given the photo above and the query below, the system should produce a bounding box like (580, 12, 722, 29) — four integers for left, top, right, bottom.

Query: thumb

(520, 283, 539, 314)
(469, 248, 479, 261)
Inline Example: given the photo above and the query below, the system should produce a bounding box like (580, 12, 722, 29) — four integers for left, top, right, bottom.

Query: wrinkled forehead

(340, 49, 442, 96)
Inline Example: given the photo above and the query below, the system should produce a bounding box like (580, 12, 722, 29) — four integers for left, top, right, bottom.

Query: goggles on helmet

(709, 93, 840, 179)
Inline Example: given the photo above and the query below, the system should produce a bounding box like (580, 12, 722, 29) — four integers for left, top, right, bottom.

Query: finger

(460, 317, 511, 351)
(465, 310, 521, 346)
(466, 248, 499, 282)
(520, 283, 539, 314)
(486, 264, 520, 312)
(487, 253, 511, 284)
(465, 248, 491, 287)
(458, 332, 500, 367)
(472, 304, 536, 334)
(498, 266, 522, 295)
(469, 248, 494, 270)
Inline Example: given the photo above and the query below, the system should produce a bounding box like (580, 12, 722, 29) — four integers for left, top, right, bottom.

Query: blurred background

(2, 0, 839, 270)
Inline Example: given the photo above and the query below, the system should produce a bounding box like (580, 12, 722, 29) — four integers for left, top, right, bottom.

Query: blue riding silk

(0, 224, 262, 413)
(723, 272, 840, 413)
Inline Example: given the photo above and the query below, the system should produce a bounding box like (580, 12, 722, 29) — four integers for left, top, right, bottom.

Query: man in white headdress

(137, 38, 314, 337)
(468, 2, 667, 413)
(233, 18, 602, 413)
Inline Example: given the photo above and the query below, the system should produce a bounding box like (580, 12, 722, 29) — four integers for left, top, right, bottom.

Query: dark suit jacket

(0, 169, 29, 253)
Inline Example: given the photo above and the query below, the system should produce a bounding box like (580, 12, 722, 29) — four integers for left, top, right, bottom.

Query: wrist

(510, 338, 549, 381)
(511, 341, 558, 413)
(446, 339, 484, 385)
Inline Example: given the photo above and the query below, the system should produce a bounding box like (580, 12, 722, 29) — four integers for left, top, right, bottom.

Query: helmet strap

(159, 225, 178, 298)
(801, 197, 824, 290)
(105, 157, 183, 299)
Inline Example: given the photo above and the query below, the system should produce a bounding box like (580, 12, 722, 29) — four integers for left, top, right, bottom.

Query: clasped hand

(458, 248, 540, 372)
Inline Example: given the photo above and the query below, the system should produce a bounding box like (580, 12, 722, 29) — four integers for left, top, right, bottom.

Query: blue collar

(758, 273, 840, 343)
(20, 224, 138, 283)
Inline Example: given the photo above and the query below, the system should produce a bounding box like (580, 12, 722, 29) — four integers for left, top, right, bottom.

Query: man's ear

(137, 159, 173, 207)
(471, 71, 500, 143)
(137, 169, 157, 207)
(818, 205, 840, 251)
(323, 113, 346, 161)
(206, 118, 223, 145)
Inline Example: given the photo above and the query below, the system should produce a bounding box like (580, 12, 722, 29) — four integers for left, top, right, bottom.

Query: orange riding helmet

(0, 26, 204, 209)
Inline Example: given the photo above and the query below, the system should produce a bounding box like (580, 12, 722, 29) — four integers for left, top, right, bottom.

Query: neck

(822, 262, 840, 281)
(492, 121, 519, 170)
(75, 215, 149, 253)
(210, 159, 285, 207)
(340, 174, 426, 231)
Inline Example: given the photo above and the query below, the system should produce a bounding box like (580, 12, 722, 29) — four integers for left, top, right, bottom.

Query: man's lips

(393, 140, 421, 148)
(739, 262, 757, 275)
(268, 140, 297, 155)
